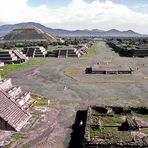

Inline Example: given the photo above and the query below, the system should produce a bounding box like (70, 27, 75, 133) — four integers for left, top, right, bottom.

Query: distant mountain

(0, 22, 145, 37)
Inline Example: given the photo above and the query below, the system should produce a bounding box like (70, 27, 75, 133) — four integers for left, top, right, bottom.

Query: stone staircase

(0, 49, 28, 64)
(23, 46, 47, 57)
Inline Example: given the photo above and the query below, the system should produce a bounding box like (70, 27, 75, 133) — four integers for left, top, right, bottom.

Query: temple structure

(0, 49, 28, 64)
(23, 46, 47, 57)
(0, 78, 33, 131)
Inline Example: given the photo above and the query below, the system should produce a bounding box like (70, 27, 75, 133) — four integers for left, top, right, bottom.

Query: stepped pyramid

(3, 27, 57, 43)
(0, 78, 34, 131)
(0, 49, 28, 64)
(23, 46, 47, 57)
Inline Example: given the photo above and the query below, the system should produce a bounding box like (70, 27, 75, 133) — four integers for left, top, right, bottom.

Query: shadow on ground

(68, 110, 87, 148)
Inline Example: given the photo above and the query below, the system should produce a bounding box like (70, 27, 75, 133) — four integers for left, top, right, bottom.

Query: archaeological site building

(84, 106, 148, 148)
(23, 46, 47, 57)
(85, 64, 133, 74)
(0, 78, 32, 131)
(0, 49, 28, 64)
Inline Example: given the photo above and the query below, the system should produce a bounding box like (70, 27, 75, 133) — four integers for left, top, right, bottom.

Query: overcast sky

(0, 0, 148, 33)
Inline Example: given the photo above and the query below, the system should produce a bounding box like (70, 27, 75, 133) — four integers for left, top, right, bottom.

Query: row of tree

(0, 41, 49, 49)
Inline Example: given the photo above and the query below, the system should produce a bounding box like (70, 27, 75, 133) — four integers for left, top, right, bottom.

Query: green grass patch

(16, 47, 24, 51)
(48, 45, 64, 51)
(101, 116, 122, 126)
(48, 45, 57, 51)
(0, 58, 46, 78)
(32, 94, 48, 107)
(81, 44, 96, 57)
(20, 140, 33, 148)
(90, 127, 102, 136)
(64, 67, 76, 78)
(11, 133, 27, 140)
(90, 127, 131, 142)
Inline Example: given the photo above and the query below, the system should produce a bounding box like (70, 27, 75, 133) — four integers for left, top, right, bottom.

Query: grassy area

(16, 47, 24, 51)
(0, 58, 47, 78)
(64, 67, 76, 78)
(81, 43, 96, 57)
(11, 133, 27, 140)
(90, 127, 102, 136)
(90, 127, 131, 142)
(90, 113, 122, 127)
(31, 94, 48, 107)
(48, 45, 63, 51)
(20, 140, 33, 148)
(48, 45, 57, 51)
(101, 116, 122, 126)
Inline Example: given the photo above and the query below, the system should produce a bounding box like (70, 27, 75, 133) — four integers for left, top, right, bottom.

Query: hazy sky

(0, 0, 148, 33)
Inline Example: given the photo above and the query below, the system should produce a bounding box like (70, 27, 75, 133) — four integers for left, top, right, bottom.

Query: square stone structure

(84, 106, 148, 148)
(48, 43, 91, 58)
(85, 64, 132, 74)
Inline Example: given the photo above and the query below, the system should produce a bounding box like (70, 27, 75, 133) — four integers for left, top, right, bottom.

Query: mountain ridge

(0, 22, 146, 37)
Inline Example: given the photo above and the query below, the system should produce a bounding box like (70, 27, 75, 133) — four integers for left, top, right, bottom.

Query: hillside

(0, 22, 146, 37)
(2, 27, 56, 42)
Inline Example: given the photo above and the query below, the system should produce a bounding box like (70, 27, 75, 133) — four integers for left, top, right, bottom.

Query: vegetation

(0, 40, 49, 49)
(81, 43, 96, 57)
(20, 140, 33, 148)
(16, 47, 24, 51)
(0, 58, 47, 78)
(90, 127, 132, 143)
(11, 133, 27, 140)
(64, 67, 76, 78)
(101, 116, 122, 125)
(91, 111, 122, 127)
(32, 94, 48, 107)
(47, 45, 64, 51)
(90, 127, 102, 136)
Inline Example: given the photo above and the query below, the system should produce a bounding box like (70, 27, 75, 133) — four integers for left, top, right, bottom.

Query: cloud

(0, 0, 148, 33)
(132, 3, 148, 9)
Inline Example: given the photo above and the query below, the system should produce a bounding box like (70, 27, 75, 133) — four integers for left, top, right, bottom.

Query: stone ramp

(13, 50, 28, 62)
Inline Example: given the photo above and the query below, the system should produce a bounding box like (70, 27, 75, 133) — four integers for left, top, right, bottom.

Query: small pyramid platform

(0, 49, 28, 64)
(0, 78, 33, 131)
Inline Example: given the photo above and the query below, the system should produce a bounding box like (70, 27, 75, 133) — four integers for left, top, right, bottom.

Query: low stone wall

(83, 106, 148, 148)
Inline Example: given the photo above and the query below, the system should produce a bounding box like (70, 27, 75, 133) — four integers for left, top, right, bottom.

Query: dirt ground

(4, 41, 148, 147)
